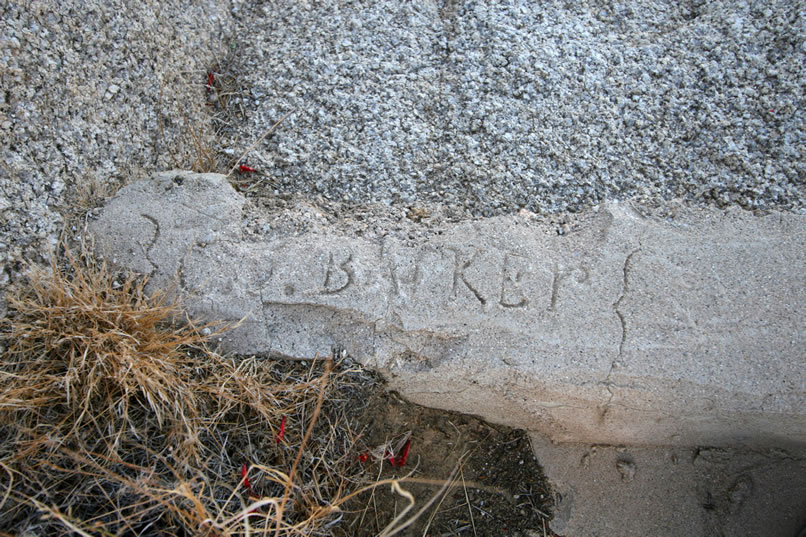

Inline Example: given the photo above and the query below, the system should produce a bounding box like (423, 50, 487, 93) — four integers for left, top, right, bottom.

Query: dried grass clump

(0, 245, 386, 536)
(0, 247, 219, 463)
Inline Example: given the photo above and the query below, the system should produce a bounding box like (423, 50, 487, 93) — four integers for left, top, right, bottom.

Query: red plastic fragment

(239, 164, 257, 173)
(358, 452, 370, 463)
(276, 416, 287, 444)
(241, 463, 254, 496)
(207, 72, 215, 90)
(396, 439, 412, 467)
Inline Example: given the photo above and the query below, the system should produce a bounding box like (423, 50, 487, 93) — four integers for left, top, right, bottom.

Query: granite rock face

(0, 0, 234, 308)
(223, 0, 806, 215)
(90, 171, 806, 448)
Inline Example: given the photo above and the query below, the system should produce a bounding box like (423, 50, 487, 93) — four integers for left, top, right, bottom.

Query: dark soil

(337, 385, 555, 536)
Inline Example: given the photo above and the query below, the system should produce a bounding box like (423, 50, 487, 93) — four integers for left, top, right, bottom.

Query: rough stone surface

(90, 171, 806, 449)
(0, 0, 234, 314)
(223, 0, 806, 216)
(5, 2, 804, 534)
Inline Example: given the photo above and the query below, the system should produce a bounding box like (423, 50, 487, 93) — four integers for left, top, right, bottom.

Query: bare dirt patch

(337, 387, 555, 536)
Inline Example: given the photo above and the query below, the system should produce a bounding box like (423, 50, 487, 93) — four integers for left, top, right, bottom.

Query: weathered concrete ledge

(90, 171, 806, 448)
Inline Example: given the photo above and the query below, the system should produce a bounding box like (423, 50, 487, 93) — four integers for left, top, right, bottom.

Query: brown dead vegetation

(0, 243, 398, 536)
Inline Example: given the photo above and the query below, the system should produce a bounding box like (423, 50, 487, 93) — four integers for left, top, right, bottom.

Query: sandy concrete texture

(531, 432, 806, 537)
(89, 171, 806, 450)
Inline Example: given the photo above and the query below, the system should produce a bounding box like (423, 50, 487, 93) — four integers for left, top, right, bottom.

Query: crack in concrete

(139, 214, 160, 278)
(600, 246, 641, 418)
(406, 386, 471, 397)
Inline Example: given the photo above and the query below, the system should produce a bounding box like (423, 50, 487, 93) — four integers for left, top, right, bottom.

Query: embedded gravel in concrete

(3, 2, 805, 535)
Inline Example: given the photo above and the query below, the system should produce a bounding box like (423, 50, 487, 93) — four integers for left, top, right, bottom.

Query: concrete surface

(89, 171, 806, 450)
(7, 1, 805, 535)
(211, 3, 806, 532)
(531, 432, 806, 537)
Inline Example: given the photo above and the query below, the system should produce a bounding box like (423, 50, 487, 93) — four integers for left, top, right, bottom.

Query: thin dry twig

(461, 466, 478, 537)
(378, 481, 415, 537)
(273, 356, 333, 535)
(379, 458, 464, 537)
(227, 111, 293, 177)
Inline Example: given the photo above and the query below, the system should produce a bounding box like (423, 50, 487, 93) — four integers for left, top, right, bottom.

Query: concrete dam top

(90, 171, 805, 448)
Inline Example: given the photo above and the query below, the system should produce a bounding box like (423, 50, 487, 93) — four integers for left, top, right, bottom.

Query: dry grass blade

(274, 356, 332, 535)
(226, 111, 293, 177)
(0, 462, 13, 511)
(379, 458, 464, 537)
(461, 466, 478, 537)
(27, 500, 98, 537)
(378, 481, 415, 537)
(157, 70, 227, 174)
